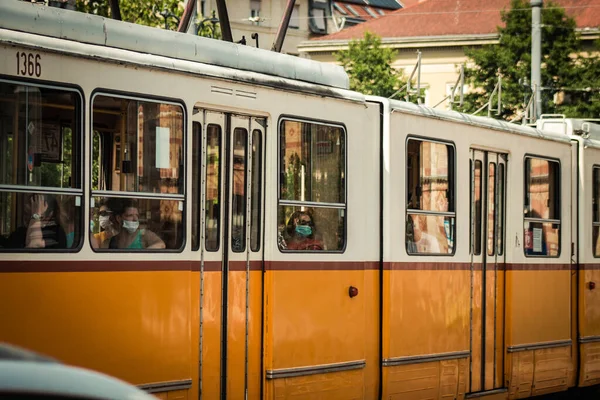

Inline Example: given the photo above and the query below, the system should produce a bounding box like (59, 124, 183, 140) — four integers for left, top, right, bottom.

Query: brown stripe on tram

(579, 264, 600, 270)
(0, 260, 196, 273)
(505, 263, 573, 271)
(382, 262, 573, 271)
(385, 262, 472, 271)
(265, 261, 379, 271)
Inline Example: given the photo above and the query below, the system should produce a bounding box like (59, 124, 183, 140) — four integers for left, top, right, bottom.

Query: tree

(336, 32, 417, 99)
(458, 0, 600, 120)
(76, 0, 182, 30)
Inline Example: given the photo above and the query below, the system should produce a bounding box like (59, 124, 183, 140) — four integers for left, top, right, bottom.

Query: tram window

(0, 81, 82, 251)
(90, 196, 177, 249)
(192, 122, 201, 251)
(250, 129, 262, 252)
(523, 157, 560, 257)
(90, 94, 185, 251)
(497, 164, 505, 256)
(205, 125, 222, 252)
(231, 128, 247, 253)
(278, 119, 345, 252)
(487, 163, 496, 256)
(592, 167, 600, 257)
(406, 138, 455, 255)
(472, 160, 482, 255)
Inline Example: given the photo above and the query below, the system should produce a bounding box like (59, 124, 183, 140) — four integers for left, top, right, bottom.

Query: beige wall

(304, 45, 471, 109)
(300, 31, 598, 109)
(200, 0, 314, 55)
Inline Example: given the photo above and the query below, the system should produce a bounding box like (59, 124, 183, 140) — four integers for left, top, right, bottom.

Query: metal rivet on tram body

(349, 286, 359, 298)
(589, 281, 596, 290)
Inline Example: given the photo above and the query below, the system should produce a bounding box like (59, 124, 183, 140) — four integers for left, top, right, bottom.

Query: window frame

(250, 128, 263, 252)
(522, 154, 561, 258)
(277, 115, 348, 253)
(592, 165, 600, 258)
(405, 135, 457, 256)
(89, 89, 187, 253)
(0, 76, 85, 253)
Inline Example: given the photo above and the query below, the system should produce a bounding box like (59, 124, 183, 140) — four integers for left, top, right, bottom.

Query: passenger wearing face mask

(283, 211, 324, 251)
(108, 199, 165, 249)
(91, 200, 118, 249)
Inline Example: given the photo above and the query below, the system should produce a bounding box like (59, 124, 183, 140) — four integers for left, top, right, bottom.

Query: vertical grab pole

(199, 110, 208, 399)
(469, 149, 475, 393)
(244, 119, 253, 400)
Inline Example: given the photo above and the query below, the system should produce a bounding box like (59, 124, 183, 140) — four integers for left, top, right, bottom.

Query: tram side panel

(578, 141, 600, 387)
(382, 111, 471, 400)
(0, 43, 195, 395)
(263, 96, 381, 399)
(502, 136, 574, 398)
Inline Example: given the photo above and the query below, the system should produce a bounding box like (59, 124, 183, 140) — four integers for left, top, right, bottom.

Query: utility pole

(531, 0, 543, 121)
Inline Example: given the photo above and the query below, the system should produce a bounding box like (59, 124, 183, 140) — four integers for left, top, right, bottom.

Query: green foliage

(458, 0, 600, 119)
(75, 0, 222, 38)
(76, 0, 183, 30)
(336, 32, 417, 99)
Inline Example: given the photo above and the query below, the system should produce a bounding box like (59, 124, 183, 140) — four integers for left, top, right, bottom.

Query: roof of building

(315, 0, 600, 41)
(339, 0, 403, 10)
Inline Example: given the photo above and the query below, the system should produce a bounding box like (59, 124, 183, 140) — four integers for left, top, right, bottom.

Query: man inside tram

(107, 199, 166, 250)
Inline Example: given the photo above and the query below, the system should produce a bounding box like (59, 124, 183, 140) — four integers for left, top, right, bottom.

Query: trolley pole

(531, 0, 543, 121)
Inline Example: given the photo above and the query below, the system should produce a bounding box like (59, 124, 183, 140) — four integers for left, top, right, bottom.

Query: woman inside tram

(283, 210, 324, 251)
(107, 198, 165, 250)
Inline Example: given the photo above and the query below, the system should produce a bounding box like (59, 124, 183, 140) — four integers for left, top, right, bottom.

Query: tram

(0, 1, 599, 399)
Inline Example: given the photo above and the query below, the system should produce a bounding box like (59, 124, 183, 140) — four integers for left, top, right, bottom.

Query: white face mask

(122, 220, 139, 233)
(99, 215, 111, 230)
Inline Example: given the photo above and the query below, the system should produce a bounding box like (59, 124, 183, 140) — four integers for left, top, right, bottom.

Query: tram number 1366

(16, 52, 41, 77)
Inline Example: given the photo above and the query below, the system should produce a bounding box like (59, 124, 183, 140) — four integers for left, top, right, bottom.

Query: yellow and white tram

(0, 2, 599, 399)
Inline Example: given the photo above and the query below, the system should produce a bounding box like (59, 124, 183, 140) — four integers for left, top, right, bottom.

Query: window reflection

(406, 139, 455, 255)
(250, 129, 262, 252)
(592, 167, 600, 257)
(0, 81, 82, 251)
(278, 120, 345, 252)
(524, 157, 560, 257)
(205, 125, 221, 252)
(90, 94, 185, 252)
(231, 128, 247, 253)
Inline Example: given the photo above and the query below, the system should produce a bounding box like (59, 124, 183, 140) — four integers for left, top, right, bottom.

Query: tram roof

(388, 99, 575, 144)
(1, 1, 350, 91)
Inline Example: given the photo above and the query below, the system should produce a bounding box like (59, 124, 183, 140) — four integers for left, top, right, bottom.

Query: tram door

(470, 150, 506, 393)
(200, 110, 265, 400)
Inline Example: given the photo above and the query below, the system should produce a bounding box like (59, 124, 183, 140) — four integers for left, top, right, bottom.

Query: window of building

(523, 157, 560, 257)
(592, 167, 600, 257)
(0, 80, 83, 251)
(290, 4, 300, 29)
(406, 138, 455, 255)
(309, 0, 328, 33)
(278, 119, 345, 252)
(346, 5, 360, 17)
(250, 0, 261, 24)
(333, 3, 347, 15)
(90, 94, 185, 251)
(364, 7, 378, 18)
